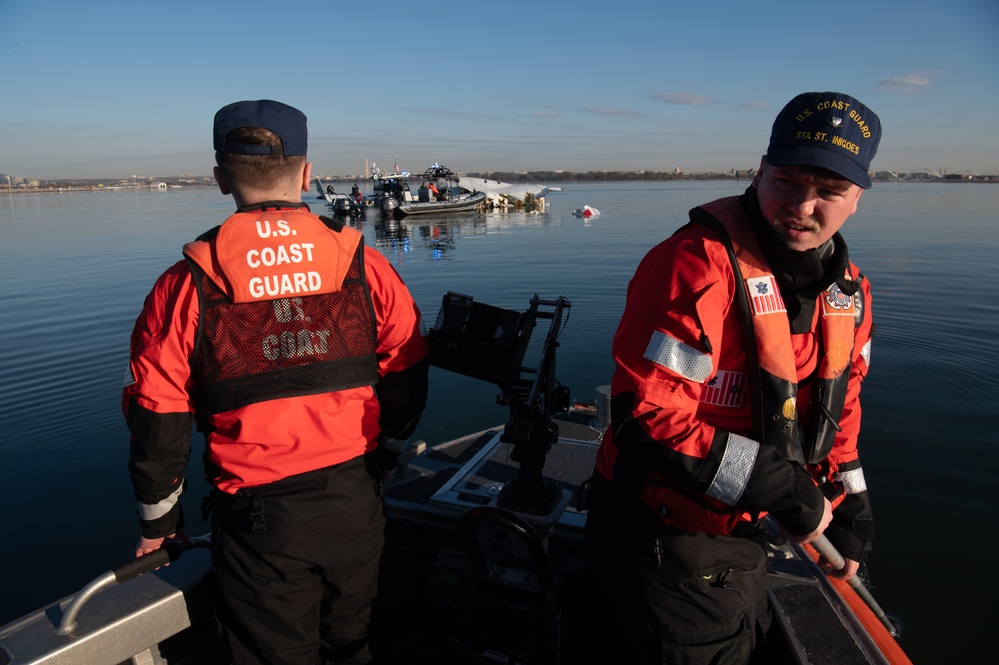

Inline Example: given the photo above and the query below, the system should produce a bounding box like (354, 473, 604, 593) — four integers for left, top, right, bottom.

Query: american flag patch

(701, 370, 746, 408)
(745, 276, 786, 316)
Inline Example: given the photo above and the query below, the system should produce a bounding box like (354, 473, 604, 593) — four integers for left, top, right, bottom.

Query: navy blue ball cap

(213, 100, 307, 156)
(766, 92, 881, 188)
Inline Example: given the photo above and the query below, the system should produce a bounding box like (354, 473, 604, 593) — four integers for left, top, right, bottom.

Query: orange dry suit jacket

(594, 193, 874, 560)
(124, 204, 428, 539)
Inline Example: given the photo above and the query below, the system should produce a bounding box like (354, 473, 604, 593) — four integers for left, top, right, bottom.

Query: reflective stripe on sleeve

(706, 433, 759, 506)
(833, 467, 868, 494)
(123, 362, 136, 388)
(860, 339, 872, 367)
(643, 330, 713, 383)
(137, 484, 183, 521)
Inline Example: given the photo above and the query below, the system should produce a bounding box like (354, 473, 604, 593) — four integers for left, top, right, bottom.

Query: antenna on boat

(428, 292, 572, 515)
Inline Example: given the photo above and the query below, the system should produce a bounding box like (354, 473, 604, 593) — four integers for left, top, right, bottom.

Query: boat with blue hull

(0, 292, 911, 665)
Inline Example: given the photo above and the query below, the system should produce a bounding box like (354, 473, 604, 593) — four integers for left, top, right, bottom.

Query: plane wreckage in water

(456, 175, 563, 212)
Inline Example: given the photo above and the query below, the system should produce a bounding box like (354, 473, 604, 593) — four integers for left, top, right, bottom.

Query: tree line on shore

(466, 170, 744, 182)
(6, 169, 995, 192)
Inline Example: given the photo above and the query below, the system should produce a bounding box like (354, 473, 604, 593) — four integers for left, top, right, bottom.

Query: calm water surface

(2, 181, 997, 662)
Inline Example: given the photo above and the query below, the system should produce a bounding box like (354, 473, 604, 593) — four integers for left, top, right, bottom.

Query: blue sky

(2, 0, 997, 179)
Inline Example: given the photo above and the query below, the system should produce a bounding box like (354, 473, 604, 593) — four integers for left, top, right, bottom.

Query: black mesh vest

(187, 231, 378, 417)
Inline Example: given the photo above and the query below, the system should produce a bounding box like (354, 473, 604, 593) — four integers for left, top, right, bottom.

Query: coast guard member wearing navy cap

(585, 92, 882, 664)
(766, 91, 882, 188)
(213, 99, 308, 156)
(125, 99, 428, 665)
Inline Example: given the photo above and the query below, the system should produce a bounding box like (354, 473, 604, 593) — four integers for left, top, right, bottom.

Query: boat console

(378, 291, 609, 662)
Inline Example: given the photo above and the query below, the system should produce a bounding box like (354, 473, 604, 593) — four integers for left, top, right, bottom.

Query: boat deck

(0, 408, 905, 664)
(378, 409, 900, 664)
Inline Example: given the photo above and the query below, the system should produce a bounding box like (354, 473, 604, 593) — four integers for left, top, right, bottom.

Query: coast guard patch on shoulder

(823, 282, 855, 316)
(745, 276, 786, 316)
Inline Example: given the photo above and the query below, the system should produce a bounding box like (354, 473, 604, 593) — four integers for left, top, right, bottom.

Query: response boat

(371, 163, 486, 218)
(315, 179, 365, 217)
(0, 293, 911, 665)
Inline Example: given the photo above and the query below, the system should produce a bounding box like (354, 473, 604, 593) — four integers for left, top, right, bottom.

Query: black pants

(210, 456, 385, 665)
(584, 474, 771, 665)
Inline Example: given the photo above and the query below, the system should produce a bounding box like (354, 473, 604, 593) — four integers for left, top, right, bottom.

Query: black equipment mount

(428, 292, 572, 515)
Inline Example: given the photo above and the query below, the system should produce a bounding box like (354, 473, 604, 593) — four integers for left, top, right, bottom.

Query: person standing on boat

(584, 91, 881, 664)
(123, 99, 428, 665)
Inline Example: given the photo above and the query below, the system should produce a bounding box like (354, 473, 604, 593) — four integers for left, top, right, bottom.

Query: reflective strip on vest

(861, 339, 872, 367)
(137, 484, 183, 521)
(706, 432, 759, 506)
(644, 330, 713, 383)
(833, 467, 868, 494)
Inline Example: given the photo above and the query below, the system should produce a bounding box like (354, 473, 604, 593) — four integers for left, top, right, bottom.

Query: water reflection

(368, 212, 490, 262)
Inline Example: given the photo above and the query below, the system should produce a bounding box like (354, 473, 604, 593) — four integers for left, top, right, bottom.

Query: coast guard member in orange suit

(584, 92, 882, 664)
(123, 100, 428, 665)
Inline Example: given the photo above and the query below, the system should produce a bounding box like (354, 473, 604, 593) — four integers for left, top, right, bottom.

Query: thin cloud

(742, 101, 768, 109)
(650, 92, 712, 106)
(413, 108, 472, 116)
(531, 111, 562, 118)
(582, 106, 642, 117)
(877, 73, 931, 94)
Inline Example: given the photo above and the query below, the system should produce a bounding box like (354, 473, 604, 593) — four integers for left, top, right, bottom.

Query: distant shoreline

(3, 170, 996, 194)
